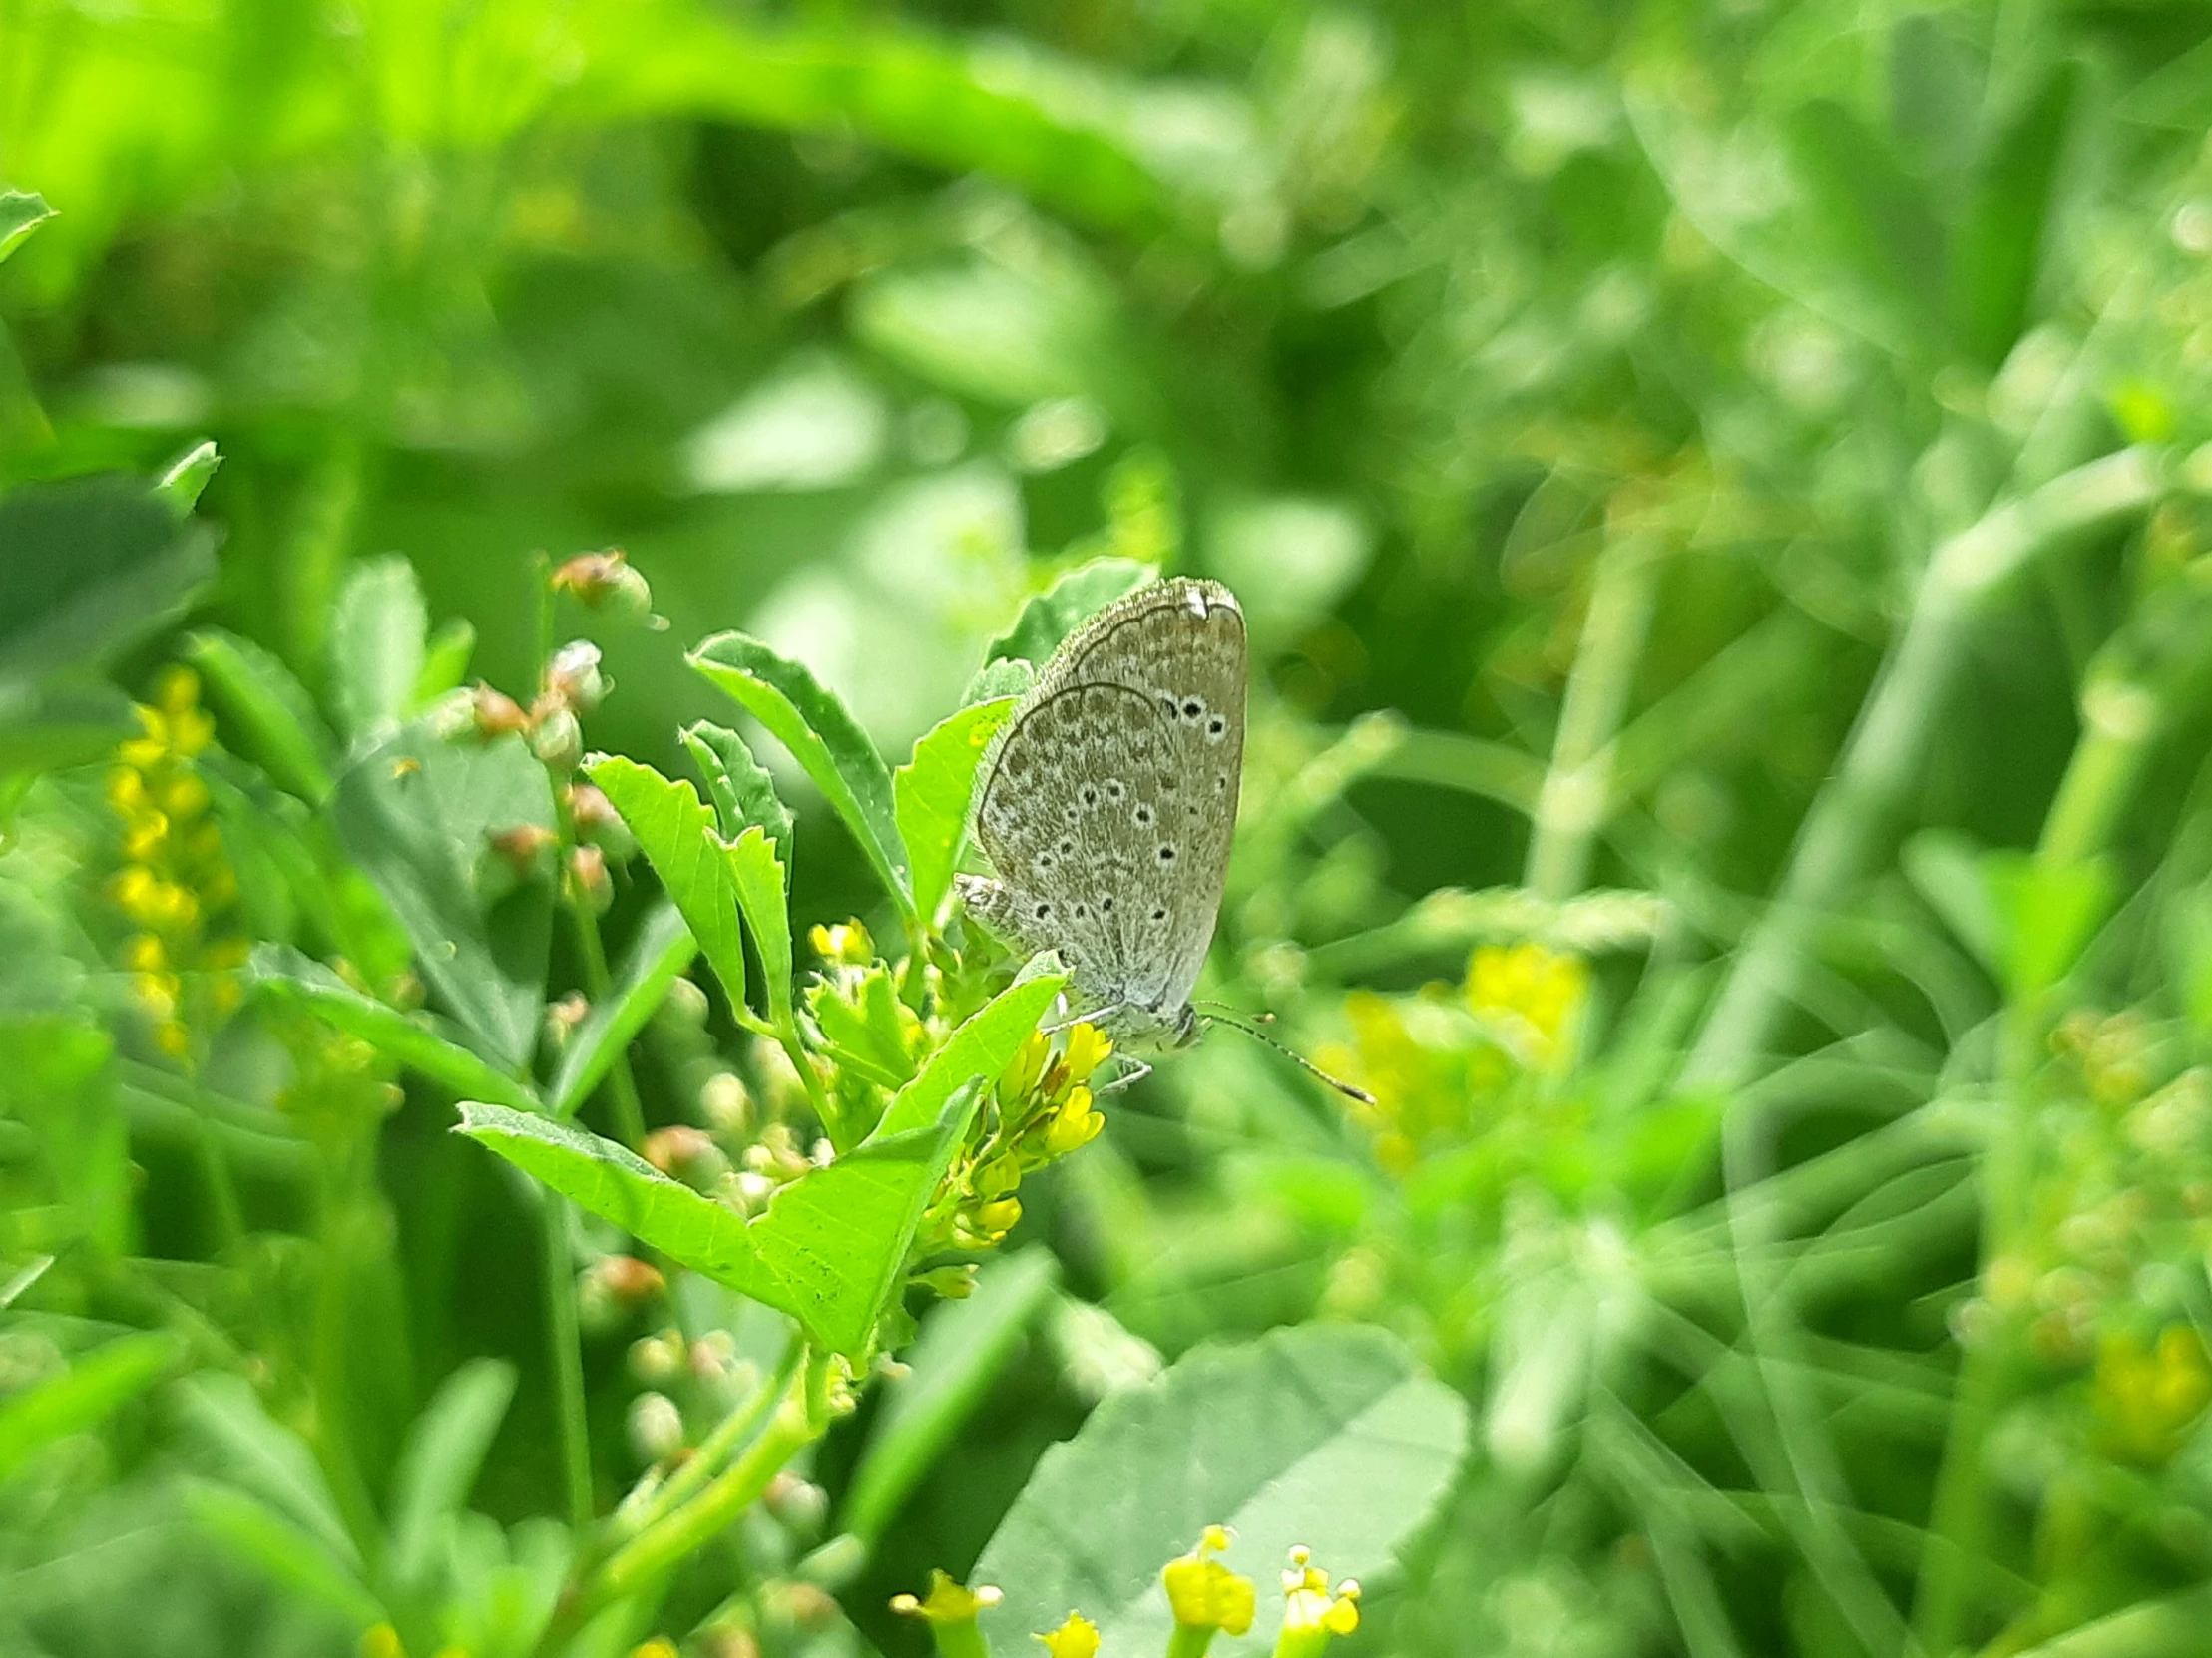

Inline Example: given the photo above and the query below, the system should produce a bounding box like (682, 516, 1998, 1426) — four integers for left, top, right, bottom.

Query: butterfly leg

(1091, 1060, 1151, 1097)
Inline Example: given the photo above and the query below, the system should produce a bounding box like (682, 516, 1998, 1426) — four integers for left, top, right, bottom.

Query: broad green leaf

(247, 945, 538, 1110)
(175, 1372, 360, 1565)
(841, 1248, 1061, 1544)
(963, 656, 1036, 706)
(728, 823, 792, 1027)
(386, 1359, 517, 1592)
(986, 558, 1156, 666)
(896, 696, 1017, 927)
(457, 1095, 976, 1357)
(745, 1085, 983, 1358)
(183, 1480, 385, 1629)
(976, 1324, 1471, 1658)
(688, 632, 909, 910)
(455, 1102, 780, 1305)
(808, 964, 921, 1093)
(681, 719, 793, 880)
(868, 968, 1067, 1143)
(0, 474, 219, 686)
(156, 440, 221, 515)
(329, 730, 554, 1073)
(0, 681, 138, 774)
(551, 901, 697, 1117)
(0, 1331, 184, 1485)
(416, 618, 477, 707)
(1990, 853, 2116, 998)
(330, 555, 429, 745)
(588, 756, 749, 1017)
(187, 628, 336, 803)
(0, 190, 53, 262)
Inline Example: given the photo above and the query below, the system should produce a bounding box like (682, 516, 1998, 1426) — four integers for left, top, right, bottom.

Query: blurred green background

(15, 1, 2212, 1656)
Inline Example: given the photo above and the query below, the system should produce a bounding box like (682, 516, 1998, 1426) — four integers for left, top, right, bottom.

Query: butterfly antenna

(1199, 1012, 1376, 1105)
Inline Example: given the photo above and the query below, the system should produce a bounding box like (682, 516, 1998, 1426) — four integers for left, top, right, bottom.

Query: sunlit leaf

(682, 719, 794, 881)
(587, 756, 749, 1018)
(0, 1331, 184, 1485)
(728, 823, 792, 1028)
(868, 967, 1066, 1143)
(987, 558, 1158, 666)
(896, 696, 1017, 927)
(330, 555, 429, 746)
(187, 628, 336, 804)
(0, 190, 54, 263)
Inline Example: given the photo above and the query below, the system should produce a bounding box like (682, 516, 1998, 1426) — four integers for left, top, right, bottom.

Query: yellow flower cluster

(1318, 940, 1588, 1173)
(105, 667, 247, 1058)
(1162, 1525, 1255, 1641)
(2092, 1325, 2212, 1468)
(932, 1022, 1111, 1250)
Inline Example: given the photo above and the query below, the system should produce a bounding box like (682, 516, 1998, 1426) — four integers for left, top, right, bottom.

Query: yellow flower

(1466, 942, 1586, 1069)
(2094, 1325, 2212, 1466)
(810, 919, 874, 966)
(627, 1641, 678, 1658)
(124, 934, 167, 974)
(1278, 1547, 1360, 1654)
(1044, 1086, 1104, 1155)
(1001, 1029, 1052, 1103)
(892, 1571, 1001, 1658)
(1034, 1613, 1100, 1658)
(359, 1626, 406, 1658)
(1061, 1023, 1112, 1087)
(1162, 1525, 1255, 1640)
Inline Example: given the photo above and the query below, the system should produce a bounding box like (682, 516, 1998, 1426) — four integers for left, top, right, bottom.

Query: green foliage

(588, 755, 755, 1018)
(897, 697, 1018, 928)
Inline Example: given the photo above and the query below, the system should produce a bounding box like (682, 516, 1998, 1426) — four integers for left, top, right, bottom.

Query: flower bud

(490, 823, 557, 876)
(699, 1069, 752, 1135)
(579, 1253, 664, 1333)
(552, 549, 653, 617)
(657, 975, 711, 1037)
(545, 639, 608, 713)
(531, 705, 583, 773)
(765, 1471, 829, 1536)
(627, 1391, 685, 1463)
(566, 844, 613, 915)
(629, 1327, 687, 1386)
(646, 1125, 728, 1189)
(471, 682, 532, 739)
(545, 990, 591, 1052)
(569, 781, 636, 858)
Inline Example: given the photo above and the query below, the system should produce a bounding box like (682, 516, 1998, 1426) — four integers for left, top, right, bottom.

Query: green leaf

(183, 1480, 386, 1629)
(976, 1324, 1471, 1658)
(247, 945, 539, 1110)
(187, 628, 336, 803)
(156, 440, 222, 515)
(587, 756, 750, 1018)
(963, 656, 1036, 706)
(0, 474, 219, 686)
(681, 719, 794, 881)
(1903, 830, 2006, 976)
(0, 190, 53, 263)
(329, 730, 555, 1073)
(896, 696, 1018, 928)
(415, 618, 477, 708)
(455, 1102, 780, 1302)
(0, 681, 138, 774)
(330, 555, 430, 745)
(175, 1372, 360, 1566)
(868, 968, 1067, 1143)
(456, 1094, 978, 1358)
(386, 1359, 517, 1593)
(808, 964, 921, 1093)
(551, 901, 697, 1118)
(0, 1331, 185, 1485)
(729, 823, 793, 1029)
(841, 1248, 1061, 1545)
(688, 632, 909, 911)
(1990, 854, 2116, 999)
(1948, 64, 2077, 368)
(986, 558, 1157, 666)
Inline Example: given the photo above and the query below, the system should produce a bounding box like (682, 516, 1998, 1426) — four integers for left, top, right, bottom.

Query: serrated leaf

(986, 558, 1157, 666)
(868, 969, 1067, 1143)
(729, 823, 791, 1028)
(0, 474, 219, 686)
(247, 945, 538, 1110)
(808, 965, 921, 1093)
(688, 632, 909, 911)
(587, 756, 749, 1018)
(331, 556, 429, 746)
(551, 901, 697, 1118)
(0, 1331, 185, 1485)
(0, 191, 53, 263)
(331, 730, 553, 1073)
(187, 628, 335, 803)
(456, 1093, 978, 1359)
(682, 719, 793, 880)
(976, 1324, 1471, 1658)
(842, 1248, 1061, 1545)
(897, 696, 1018, 927)
(386, 1359, 516, 1594)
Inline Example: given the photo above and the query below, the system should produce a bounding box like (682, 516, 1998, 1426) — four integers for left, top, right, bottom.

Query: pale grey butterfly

(957, 577, 1370, 1099)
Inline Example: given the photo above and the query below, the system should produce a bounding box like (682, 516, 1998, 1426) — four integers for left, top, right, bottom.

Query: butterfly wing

(967, 580, 1246, 1022)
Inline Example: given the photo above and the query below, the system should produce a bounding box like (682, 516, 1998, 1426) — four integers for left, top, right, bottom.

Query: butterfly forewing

(967, 580, 1246, 1032)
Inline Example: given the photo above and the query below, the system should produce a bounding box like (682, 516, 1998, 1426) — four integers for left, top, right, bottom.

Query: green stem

(311, 1140, 387, 1575)
(1527, 526, 1662, 901)
(539, 1187, 594, 1531)
(1683, 445, 2165, 1091)
(627, 1339, 803, 1538)
(567, 899, 648, 1147)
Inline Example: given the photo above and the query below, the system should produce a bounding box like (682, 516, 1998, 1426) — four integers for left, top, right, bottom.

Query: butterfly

(957, 578, 1370, 1100)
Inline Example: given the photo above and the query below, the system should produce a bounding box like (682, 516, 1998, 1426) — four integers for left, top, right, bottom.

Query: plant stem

(539, 1186, 594, 1531)
(1683, 445, 2165, 1091)
(567, 898, 648, 1147)
(1527, 526, 1661, 901)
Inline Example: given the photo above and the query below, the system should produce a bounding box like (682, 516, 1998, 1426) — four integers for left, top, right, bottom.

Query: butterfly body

(957, 578, 1246, 1054)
